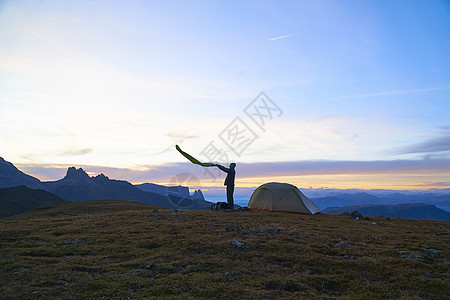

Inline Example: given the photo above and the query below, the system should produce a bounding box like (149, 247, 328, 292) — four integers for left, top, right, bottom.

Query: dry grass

(0, 200, 449, 299)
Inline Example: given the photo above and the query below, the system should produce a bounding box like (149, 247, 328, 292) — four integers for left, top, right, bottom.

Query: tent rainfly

(248, 182, 320, 214)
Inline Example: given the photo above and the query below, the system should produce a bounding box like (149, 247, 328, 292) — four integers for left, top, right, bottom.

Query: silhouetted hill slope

(1, 201, 448, 298)
(323, 203, 450, 221)
(43, 167, 212, 210)
(0, 157, 45, 190)
(0, 185, 68, 218)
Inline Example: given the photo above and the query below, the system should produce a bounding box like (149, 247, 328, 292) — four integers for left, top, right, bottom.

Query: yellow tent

(248, 182, 320, 214)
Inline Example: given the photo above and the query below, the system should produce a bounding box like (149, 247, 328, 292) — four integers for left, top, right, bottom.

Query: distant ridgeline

(322, 203, 450, 221)
(311, 191, 450, 214)
(0, 157, 212, 218)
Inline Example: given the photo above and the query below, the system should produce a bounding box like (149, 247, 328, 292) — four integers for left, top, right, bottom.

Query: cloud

(59, 148, 94, 156)
(235, 159, 450, 177)
(401, 137, 450, 154)
(397, 127, 450, 154)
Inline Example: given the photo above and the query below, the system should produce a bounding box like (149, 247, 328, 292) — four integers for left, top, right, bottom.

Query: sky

(1, 0, 450, 192)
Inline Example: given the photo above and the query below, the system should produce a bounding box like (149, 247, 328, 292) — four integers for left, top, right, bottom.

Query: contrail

(269, 33, 297, 41)
(337, 86, 450, 100)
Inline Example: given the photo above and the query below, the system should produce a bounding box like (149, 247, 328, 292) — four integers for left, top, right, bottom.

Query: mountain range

(0, 157, 212, 215)
(322, 203, 450, 221)
(311, 192, 450, 212)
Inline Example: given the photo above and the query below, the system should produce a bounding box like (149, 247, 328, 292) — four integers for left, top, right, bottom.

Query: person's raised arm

(215, 164, 229, 173)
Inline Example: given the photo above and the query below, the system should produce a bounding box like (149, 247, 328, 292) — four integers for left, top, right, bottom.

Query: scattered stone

(334, 240, 351, 247)
(232, 240, 245, 248)
(351, 211, 363, 220)
(304, 268, 313, 275)
(423, 248, 441, 254)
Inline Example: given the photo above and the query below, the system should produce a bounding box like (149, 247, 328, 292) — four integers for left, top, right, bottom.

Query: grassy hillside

(1, 200, 449, 299)
(0, 185, 69, 218)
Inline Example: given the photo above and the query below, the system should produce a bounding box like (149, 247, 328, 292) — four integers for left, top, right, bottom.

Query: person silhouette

(215, 163, 236, 209)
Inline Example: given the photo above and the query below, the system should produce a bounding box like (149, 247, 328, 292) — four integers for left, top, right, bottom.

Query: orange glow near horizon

(144, 173, 450, 191)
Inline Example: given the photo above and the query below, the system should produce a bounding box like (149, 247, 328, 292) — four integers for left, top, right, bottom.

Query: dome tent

(248, 182, 320, 214)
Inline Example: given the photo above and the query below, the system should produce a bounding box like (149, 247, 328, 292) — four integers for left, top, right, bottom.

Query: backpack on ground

(211, 202, 231, 211)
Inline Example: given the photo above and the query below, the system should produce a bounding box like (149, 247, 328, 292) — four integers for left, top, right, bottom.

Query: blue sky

(1, 0, 450, 190)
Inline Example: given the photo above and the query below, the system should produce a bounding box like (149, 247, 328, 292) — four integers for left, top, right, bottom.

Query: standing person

(215, 163, 236, 209)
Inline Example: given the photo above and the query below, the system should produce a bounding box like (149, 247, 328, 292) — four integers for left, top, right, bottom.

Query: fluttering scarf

(175, 145, 216, 167)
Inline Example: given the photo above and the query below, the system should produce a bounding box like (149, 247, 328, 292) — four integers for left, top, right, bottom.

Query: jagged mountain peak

(0, 157, 13, 166)
(93, 173, 109, 182)
(192, 189, 205, 201)
(64, 167, 91, 181)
